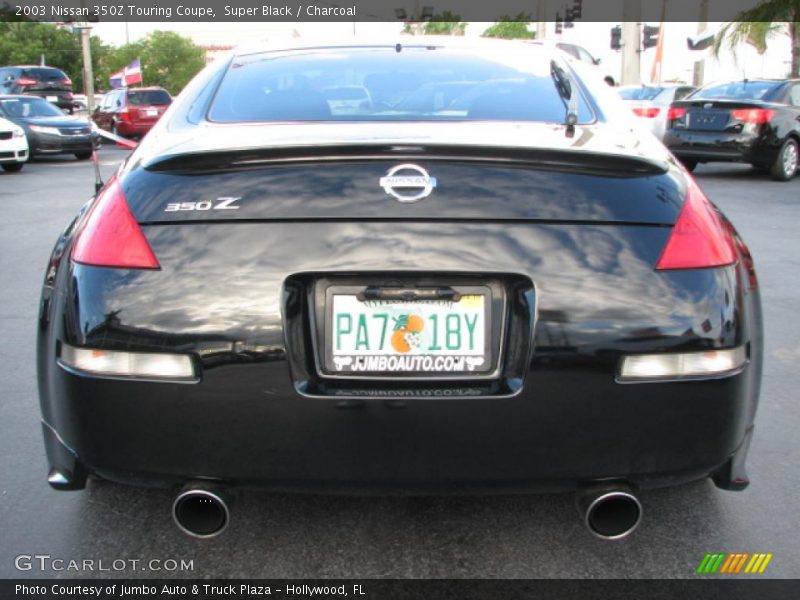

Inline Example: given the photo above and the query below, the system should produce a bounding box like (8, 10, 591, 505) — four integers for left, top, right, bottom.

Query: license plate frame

(322, 284, 495, 377)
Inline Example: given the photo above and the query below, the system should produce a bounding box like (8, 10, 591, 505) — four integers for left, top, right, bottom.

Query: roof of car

(0, 94, 49, 100)
(703, 78, 797, 85)
(618, 83, 691, 90)
(4, 65, 66, 69)
(232, 35, 561, 59)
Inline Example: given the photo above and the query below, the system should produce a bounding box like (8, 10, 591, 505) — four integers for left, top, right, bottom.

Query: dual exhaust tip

(172, 481, 641, 540)
(172, 483, 231, 539)
(577, 484, 642, 540)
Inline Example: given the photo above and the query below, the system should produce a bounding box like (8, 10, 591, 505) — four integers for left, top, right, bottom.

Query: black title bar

(0, 0, 775, 23)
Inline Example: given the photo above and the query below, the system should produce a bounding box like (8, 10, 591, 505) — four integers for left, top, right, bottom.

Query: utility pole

(620, 0, 642, 85)
(78, 25, 95, 113)
(536, 0, 547, 40)
(693, 0, 709, 86)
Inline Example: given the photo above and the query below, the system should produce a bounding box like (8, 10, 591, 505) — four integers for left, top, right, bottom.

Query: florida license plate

(327, 290, 491, 375)
(46, 96, 58, 102)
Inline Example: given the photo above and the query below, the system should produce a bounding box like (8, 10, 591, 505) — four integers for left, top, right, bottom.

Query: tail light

(119, 107, 131, 123)
(666, 107, 687, 120)
(16, 77, 38, 86)
(71, 179, 160, 269)
(632, 107, 660, 118)
(730, 108, 775, 124)
(655, 176, 736, 270)
(61, 77, 72, 86)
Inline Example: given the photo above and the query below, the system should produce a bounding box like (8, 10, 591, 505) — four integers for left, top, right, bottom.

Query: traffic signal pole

(693, 0, 709, 86)
(536, 0, 546, 39)
(620, 15, 641, 84)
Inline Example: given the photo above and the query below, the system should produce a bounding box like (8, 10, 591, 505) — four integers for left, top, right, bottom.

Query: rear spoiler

(671, 99, 778, 110)
(143, 144, 668, 178)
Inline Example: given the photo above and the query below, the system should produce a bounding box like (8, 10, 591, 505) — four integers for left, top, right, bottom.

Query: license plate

(46, 96, 58, 102)
(144, 108, 157, 117)
(327, 289, 491, 375)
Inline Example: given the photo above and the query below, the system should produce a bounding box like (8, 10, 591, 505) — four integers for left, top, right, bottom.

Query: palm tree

(713, 1, 800, 78)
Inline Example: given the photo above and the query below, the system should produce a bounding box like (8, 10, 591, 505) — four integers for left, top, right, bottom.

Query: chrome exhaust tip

(172, 483, 231, 538)
(577, 485, 642, 540)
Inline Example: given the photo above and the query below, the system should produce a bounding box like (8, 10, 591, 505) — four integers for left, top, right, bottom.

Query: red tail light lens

(730, 108, 775, 124)
(632, 107, 660, 118)
(666, 107, 687, 120)
(62, 77, 72, 86)
(71, 179, 160, 269)
(16, 77, 38, 86)
(119, 107, 131, 122)
(655, 177, 736, 270)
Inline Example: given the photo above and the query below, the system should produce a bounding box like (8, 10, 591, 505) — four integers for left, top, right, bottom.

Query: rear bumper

(664, 129, 778, 165)
(40, 364, 757, 493)
(117, 121, 155, 137)
(37, 219, 763, 494)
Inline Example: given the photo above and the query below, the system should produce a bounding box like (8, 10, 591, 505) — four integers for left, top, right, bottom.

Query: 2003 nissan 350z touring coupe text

(37, 38, 763, 540)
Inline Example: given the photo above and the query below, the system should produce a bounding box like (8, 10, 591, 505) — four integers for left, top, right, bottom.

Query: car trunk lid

(669, 99, 775, 131)
(123, 144, 683, 226)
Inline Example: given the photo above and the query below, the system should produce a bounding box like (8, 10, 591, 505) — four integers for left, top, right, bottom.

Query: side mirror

(593, 58, 602, 66)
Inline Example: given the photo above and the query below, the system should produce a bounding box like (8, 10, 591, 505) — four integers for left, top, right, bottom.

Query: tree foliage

(482, 15, 537, 39)
(115, 31, 206, 95)
(404, 11, 466, 36)
(713, 1, 800, 77)
(0, 23, 205, 96)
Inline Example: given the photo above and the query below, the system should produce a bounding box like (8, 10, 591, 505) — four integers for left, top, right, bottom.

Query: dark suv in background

(92, 86, 172, 139)
(0, 65, 75, 113)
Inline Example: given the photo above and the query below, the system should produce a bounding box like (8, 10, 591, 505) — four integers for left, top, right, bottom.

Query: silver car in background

(618, 84, 696, 139)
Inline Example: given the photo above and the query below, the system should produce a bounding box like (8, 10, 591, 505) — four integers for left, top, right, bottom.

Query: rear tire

(679, 158, 698, 172)
(1, 163, 24, 172)
(74, 151, 92, 160)
(770, 138, 798, 181)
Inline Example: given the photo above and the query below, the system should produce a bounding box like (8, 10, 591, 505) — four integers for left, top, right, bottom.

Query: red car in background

(92, 86, 172, 139)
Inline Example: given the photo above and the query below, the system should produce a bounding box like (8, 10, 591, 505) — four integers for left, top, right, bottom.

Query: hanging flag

(123, 58, 143, 86)
(108, 59, 143, 89)
(109, 68, 124, 89)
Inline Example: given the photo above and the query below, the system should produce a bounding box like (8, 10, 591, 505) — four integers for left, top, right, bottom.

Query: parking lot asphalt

(0, 150, 798, 579)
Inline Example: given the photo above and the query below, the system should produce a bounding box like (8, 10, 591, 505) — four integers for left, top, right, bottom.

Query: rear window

(618, 86, 663, 101)
(128, 90, 172, 105)
(691, 81, 779, 101)
(21, 68, 68, 81)
(208, 45, 595, 123)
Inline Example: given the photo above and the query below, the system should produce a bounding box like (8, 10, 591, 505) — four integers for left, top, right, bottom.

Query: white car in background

(0, 116, 28, 172)
(618, 84, 697, 140)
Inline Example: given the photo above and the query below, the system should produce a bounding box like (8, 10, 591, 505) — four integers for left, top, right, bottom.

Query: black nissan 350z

(37, 38, 763, 539)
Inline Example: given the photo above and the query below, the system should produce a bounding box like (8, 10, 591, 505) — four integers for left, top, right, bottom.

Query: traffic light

(572, 0, 583, 19)
(643, 25, 660, 49)
(564, 8, 575, 28)
(555, 12, 563, 35)
(610, 25, 622, 50)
